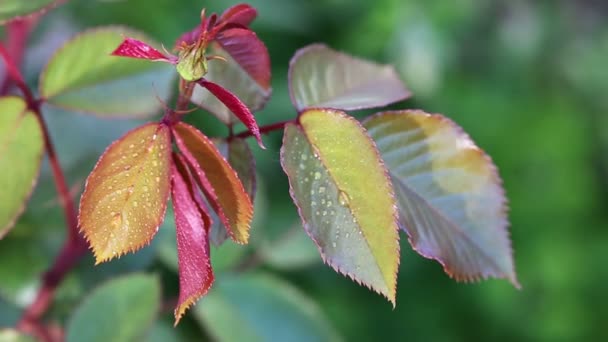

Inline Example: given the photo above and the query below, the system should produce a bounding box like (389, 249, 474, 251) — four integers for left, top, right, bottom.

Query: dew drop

(314, 172, 321, 180)
(124, 165, 131, 171)
(338, 191, 351, 206)
(301, 154, 308, 160)
(152, 134, 157, 140)
(332, 241, 337, 248)
(299, 164, 305, 170)
(133, 201, 138, 207)
(318, 186, 326, 194)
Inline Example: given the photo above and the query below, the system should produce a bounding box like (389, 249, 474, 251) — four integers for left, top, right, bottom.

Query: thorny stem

(232, 119, 294, 139)
(0, 43, 87, 341)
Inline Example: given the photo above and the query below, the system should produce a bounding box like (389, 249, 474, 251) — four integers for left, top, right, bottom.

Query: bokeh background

(1, 0, 607, 341)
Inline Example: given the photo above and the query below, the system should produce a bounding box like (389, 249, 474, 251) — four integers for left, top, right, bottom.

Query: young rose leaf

(66, 274, 160, 342)
(198, 79, 264, 148)
(363, 111, 518, 287)
(40, 26, 174, 117)
(208, 138, 256, 246)
(219, 3, 257, 27)
(191, 44, 270, 125)
(171, 158, 214, 324)
(288, 44, 411, 111)
(0, 0, 62, 24)
(111, 37, 174, 63)
(79, 123, 171, 263)
(0, 97, 44, 238)
(194, 272, 341, 342)
(280, 109, 400, 303)
(173, 122, 253, 244)
(215, 27, 271, 90)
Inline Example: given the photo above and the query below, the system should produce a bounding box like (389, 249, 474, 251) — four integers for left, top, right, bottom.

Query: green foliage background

(1, 0, 607, 340)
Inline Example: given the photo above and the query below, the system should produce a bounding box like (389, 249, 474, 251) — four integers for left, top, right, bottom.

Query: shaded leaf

(191, 45, 270, 125)
(194, 272, 341, 342)
(209, 138, 256, 246)
(79, 123, 171, 263)
(0, 0, 61, 24)
(260, 222, 320, 270)
(215, 27, 271, 90)
(288, 44, 410, 111)
(0, 97, 44, 238)
(363, 110, 518, 286)
(280, 109, 400, 303)
(66, 273, 160, 342)
(219, 3, 257, 27)
(111, 37, 174, 63)
(39, 26, 175, 117)
(171, 156, 214, 324)
(173, 122, 253, 244)
(198, 79, 264, 147)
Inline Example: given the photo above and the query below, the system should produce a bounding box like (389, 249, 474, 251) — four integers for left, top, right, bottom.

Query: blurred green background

(1, 0, 607, 341)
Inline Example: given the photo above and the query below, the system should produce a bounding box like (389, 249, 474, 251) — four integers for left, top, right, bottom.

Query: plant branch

(232, 119, 294, 139)
(0, 18, 37, 95)
(1, 43, 87, 340)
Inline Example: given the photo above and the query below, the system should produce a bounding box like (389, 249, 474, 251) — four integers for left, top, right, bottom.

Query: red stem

(0, 18, 37, 95)
(0, 43, 87, 341)
(232, 119, 294, 139)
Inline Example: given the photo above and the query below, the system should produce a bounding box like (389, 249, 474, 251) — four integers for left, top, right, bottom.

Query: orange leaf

(173, 122, 253, 244)
(79, 123, 171, 263)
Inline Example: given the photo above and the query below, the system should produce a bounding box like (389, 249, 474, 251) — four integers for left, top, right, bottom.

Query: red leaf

(174, 26, 201, 48)
(219, 3, 257, 27)
(111, 37, 175, 63)
(215, 27, 271, 90)
(198, 79, 264, 148)
(173, 152, 213, 231)
(171, 156, 214, 324)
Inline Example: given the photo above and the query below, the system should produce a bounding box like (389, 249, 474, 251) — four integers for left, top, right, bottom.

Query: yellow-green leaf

(39, 26, 174, 118)
(173, 122, 253, 244)
(0, 0, 60, 24)
(281, 109, 400, 303)
(364, 110, 518, 286)
(79, 123, 171, 263)
(0, 97, 44, 238)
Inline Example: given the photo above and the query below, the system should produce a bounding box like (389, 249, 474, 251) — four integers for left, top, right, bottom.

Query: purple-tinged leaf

(218, 3, 257, 27)
(198, 79, 264, 148)
(173, 153, 213, 231)
(111, 37, 175, 63)
(174, 26, 201, 49)
(215, 27, 271, 90)
(364, 110, 519, 287)
(171, 157, 214, 325)
(288, 44, 411, 111)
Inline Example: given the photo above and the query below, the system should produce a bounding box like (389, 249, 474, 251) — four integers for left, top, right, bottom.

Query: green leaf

(0, 329, 36, 342)
(260, 222, 320, 270)
(191, 45, 270, 124)
(39, 26, 175, 117)
(0, 97, 44, 238)
(194, 272, 341, 342)
(364, 110, 518, 286)
(78, 123, 172, 263)
(288, 44, 410, 111)
(280, 109, 400, 303)
(0, 0, 59, 24)
(66, 273, 161, 342)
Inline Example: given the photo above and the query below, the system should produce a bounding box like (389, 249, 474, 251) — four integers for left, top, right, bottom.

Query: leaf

(288, 44, 411, 111)
(363, 110, 518, 286)
(209, 138, 256, 246)
(79, 123, 171, 263)
(39, 26, 175, 117)
(198, 79, 264, 148)
(0, 0, 61, 24)
(191, 44, 270, 125)
(215, 27, 271, 90)
(66, 273, 160, 342)
(173, 122, 253, 244)
(0, 97, 44, 238)
(219, 3, 257, 27)
(194, 272, 341, 342)
(260, 222, 320, 270)
(170, 156, 214, 324)
(0, 329, 36, 342)
(111, 37, 174, 63)
(280, 109, 400, 303)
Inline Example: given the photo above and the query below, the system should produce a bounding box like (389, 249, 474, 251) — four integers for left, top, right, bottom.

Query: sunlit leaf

(208, 138, 256, 246)
(0, 0, 61, 24)
(111, 37, 174, 63)
(173, 122, 253, 244)
(281, 109, 400, 303)
(79, 123, 171, 263)
(0, 329, 36, 342)
(171, 156, 214, 324)
(364, 110, 518, 286)
(191, 45, 270, 125)
(39, 26, 174, 117)
(194, 272, 341, 342)
(0, 97, 44, 238)
(66, 273, 160, 342)
(215, 27, 271, 90)
(288, 44, 410, 111)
